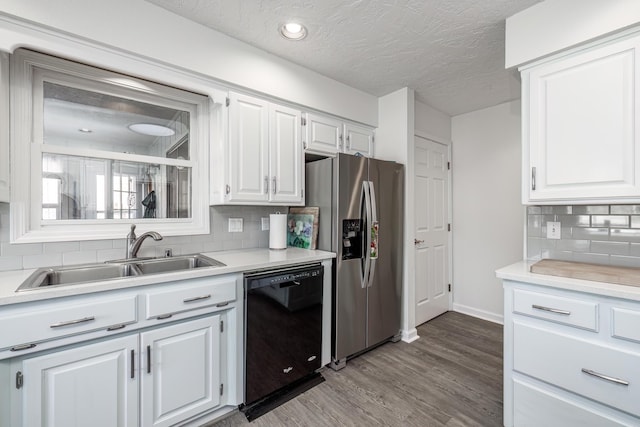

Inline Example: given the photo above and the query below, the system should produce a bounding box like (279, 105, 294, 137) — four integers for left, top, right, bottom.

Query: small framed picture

(287, 207, 319, 249)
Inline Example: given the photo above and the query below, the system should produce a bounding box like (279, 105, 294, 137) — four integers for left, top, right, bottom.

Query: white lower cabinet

(503, 280, 640, 427)
(21, 335, 139, 427)
(141, 316, 221, 427)
(19, 315, 222, 427)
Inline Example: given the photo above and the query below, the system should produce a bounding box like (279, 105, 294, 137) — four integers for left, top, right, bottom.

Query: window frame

(10, 49, 211, 243)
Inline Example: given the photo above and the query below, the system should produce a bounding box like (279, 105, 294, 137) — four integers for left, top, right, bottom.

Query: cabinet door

(304, 113, 342, 155)
(344, 123, 374, 157)
(525, 34, 640, 203)
(21, 335, 138, 427)
(0, 51, 9, 202)
(140, 316, 221, 427)
(228, 93, 269, 202)
(270, 104, 303, 204)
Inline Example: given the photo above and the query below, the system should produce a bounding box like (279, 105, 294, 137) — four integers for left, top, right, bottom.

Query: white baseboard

(401, 328, 420, 343)
(452, 303, 504, 325)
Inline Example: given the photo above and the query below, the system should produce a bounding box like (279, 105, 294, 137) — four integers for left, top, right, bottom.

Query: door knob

(414, 239, 424, 245)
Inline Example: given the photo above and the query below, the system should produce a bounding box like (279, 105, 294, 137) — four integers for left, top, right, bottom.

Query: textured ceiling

(146, 0, 541, 116)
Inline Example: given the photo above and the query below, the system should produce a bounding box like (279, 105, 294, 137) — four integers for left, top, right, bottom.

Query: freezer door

(366, 159, 404, 347)
(333, 154, 368, 361)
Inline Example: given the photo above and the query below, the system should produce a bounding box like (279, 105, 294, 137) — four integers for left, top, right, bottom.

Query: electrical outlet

(228, 218, 243, 232)
(546, 221, 561, 239)
(261, 217, 270, 231)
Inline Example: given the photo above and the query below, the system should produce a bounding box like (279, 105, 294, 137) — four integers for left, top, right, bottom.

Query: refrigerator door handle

(362, 180, 372, 289)
(367, 181, 378, 288)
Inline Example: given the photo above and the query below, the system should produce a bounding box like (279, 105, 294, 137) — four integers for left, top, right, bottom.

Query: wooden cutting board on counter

(530, 259, 640, 288)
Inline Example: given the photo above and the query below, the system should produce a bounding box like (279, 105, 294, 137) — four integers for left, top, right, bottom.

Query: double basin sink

(17, 254, 226, 291)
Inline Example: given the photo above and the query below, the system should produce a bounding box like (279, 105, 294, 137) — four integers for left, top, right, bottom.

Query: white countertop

(497, 260, 640, 302)
(0, 248, 335, 306)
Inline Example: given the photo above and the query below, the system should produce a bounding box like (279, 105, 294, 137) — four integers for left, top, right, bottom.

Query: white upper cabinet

(227, 93, 270, 203)
(304, 113, 374, 157)
(522, 29, 640, 204)
(343, 122, 374, 156)
(269, 103, 304, 204)
(215, 92, 303, 205)
(304, 113, 342, 155)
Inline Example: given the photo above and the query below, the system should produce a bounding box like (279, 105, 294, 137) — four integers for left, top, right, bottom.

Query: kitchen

(0, 0, 640, 426)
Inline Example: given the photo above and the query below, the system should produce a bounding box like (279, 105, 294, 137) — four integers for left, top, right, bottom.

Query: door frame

(401, 130, 452, 343)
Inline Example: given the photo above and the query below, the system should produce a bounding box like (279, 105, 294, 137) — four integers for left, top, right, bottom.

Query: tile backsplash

(528, 205, 640, 267)
(0, 203, 285, 272)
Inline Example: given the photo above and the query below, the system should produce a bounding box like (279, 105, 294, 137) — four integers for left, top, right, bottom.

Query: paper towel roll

(269, 213, 287, 250)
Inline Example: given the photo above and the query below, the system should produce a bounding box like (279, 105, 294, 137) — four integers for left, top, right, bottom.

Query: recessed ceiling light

(128, 123, 175, 137)
(78, 128, 93, 133)
(280, 22, 307, 40)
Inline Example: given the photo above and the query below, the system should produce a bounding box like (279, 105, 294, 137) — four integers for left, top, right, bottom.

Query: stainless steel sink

(16, 254, 226, 291)
(17, 263, 141, 291)
(133, 254, 225, 275)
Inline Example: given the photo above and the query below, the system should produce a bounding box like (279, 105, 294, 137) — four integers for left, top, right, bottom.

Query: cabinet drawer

(513, 378, 636, 427)
(513, 288, 598, 331)
(612, 307, 640, 344)
(145, 277, 236, 318)
(0, 295, 137, 350)
(514, 322, 640, 417)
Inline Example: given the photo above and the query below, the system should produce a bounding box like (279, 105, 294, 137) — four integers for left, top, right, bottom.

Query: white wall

(451, 100, 524, 323)
(415, 100, 451, 143)
(506, 0, 640, 68)
(377, 88, 418, 342)
(0, 0, 377, 126)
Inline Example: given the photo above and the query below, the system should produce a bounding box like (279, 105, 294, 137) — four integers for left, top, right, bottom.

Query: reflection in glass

(43, 81, 190, 159)
(41, 153, 191, 220)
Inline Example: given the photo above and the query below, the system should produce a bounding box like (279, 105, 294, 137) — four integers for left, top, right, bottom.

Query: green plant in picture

(287, 214, 314, 249)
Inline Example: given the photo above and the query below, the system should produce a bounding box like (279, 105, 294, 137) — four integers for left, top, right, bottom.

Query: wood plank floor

(207, 311, 503, 427)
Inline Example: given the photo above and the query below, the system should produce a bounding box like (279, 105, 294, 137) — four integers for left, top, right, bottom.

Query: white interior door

(414, 136, 450, 325)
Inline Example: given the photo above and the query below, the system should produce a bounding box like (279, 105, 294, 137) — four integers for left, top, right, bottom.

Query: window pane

(43, 82, 190, 159)
(41, 153, 191, 220)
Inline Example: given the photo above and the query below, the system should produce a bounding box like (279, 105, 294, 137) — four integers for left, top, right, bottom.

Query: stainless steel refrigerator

(306, 153, 404, 369)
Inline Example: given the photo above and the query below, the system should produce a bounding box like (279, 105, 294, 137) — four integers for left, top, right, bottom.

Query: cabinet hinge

(448, 284, 451, 292)
(301, 117, 306, 126)
(448, 223, 451, 232)
(301, 189, 304, 198)
(220, 320, 224, 333)
(225, 184, 230, 195)
(225, 97, 230, 107)
(220, 383, 224, 395)
(16, 371, 23, 389)
(447, 161, 450, 170)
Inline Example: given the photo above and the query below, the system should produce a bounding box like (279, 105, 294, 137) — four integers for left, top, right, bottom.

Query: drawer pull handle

(157, 314, 173, 320)
(107, 324, 126, 331)
(50, 316, 96, 328)
(216, 302, 229, 307)
(581, 368, 629, 386)
(11, 343, 36, 352)
(183, 294, 211, 303)
(531, 304, 570, 316)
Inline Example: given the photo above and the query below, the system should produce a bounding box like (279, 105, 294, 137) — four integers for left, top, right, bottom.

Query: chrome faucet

(126, 224, 163, 259)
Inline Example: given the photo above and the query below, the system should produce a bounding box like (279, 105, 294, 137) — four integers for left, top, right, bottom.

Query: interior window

(10, 49, 210, 242)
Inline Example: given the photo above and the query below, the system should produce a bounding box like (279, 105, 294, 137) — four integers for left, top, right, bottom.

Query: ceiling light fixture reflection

(280, 22, 307, 40)
(128, 123, 175, 137)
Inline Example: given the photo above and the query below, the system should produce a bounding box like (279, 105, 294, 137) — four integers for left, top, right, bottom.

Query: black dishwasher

(242, 263, 324, 420)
